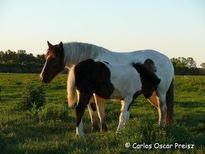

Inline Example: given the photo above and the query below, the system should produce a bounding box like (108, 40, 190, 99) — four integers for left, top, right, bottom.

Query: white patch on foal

(76, 120, 84, 136)
(101, 62, 142, 100)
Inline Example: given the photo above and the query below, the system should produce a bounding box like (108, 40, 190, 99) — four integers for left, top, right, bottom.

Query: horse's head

(40, 41, 65, 83)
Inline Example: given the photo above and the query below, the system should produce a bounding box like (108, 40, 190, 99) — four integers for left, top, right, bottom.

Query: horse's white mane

(63, 42, 109, 67)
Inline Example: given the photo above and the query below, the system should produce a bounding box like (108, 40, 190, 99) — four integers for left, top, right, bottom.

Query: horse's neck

(63, 43, 108, 69)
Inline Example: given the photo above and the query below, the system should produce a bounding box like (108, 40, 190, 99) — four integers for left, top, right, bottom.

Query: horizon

(1, 0, 204, 66)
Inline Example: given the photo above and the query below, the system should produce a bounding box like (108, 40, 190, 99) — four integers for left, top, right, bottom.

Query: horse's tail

(67, 66, 76, 108)
(165, 78, 174, 125)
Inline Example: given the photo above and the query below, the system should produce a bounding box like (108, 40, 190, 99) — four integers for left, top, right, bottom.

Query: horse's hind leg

(93, 94, 107, 132)
(117, 96, 132, 131)
(148, 91, 159, 108)
(157, 92, 167, 127)
(87, 96, 99, 132)
(148, 90, 167, 127)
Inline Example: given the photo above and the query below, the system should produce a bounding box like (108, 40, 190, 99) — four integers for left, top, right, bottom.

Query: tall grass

(0, 73, 204, 153)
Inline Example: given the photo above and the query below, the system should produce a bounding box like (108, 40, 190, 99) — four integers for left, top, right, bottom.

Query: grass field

(0, 73, 205, 153)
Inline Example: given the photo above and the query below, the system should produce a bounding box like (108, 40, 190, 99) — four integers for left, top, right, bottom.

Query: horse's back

(97, 49, 174, 94)
(103, 49, 173, 75)
(130, 50, 174, 91)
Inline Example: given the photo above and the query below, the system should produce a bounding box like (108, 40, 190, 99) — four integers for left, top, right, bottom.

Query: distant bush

(38, 103, 68, 121)
(19, 83, 45, 110)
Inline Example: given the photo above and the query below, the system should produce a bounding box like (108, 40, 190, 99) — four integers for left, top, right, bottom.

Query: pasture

(0, 73, 204, 153)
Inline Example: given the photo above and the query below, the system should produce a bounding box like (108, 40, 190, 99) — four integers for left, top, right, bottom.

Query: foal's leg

(87, 96, 99, 132)
(117, 96, 133, 131)
(76, 92, 92, 136)
(93, 94, 107, 132)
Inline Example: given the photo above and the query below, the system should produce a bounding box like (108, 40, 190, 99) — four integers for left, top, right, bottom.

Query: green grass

(0, 73, 205, 153)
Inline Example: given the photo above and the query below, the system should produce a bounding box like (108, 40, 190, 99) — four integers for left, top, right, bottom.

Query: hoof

(91, 126, 99, 132)
(76, 132, 85, 137)
(100, 123, 107, 132)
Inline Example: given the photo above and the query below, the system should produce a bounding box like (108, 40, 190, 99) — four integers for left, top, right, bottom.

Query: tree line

(0, 49, 204, 75)
(171, 57, 205, 75)
(0, 50, 45, 73)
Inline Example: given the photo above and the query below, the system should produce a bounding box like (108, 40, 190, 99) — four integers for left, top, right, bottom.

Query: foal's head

(40, 41, 65, 83)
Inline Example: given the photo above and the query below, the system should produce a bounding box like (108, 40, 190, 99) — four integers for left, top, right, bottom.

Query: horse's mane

(65, 42, 109, 52)
(63, 42, 109, 65)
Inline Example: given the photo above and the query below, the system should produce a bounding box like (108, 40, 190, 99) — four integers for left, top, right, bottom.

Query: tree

(37, 54, 45, 64)
(171, 57, 197, 68)
(171, 57, 199, 75)
(200, 63, 205, 68)
(0, 50, 45, 73)
(17, 50, 26, 54)
(186, 57, 196, 68)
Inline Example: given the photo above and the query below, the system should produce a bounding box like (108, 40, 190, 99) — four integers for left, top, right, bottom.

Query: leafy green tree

(171, 57, 197, 68)
(171, 57, 199, 75)
(200, 63, 205, 68)
(186, 57, 197, 68)
(37, 54, 45, 64)
(0, 49, 45, 73)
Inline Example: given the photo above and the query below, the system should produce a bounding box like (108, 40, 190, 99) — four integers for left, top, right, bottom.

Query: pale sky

(0, 0, 205, 66)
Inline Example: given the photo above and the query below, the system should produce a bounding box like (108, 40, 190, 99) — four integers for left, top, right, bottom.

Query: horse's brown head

(40, 41, 65, 83)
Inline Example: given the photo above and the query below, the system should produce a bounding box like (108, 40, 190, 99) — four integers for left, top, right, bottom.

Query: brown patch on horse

(165, 78, 174, 125)
(143, 59, 157, 72)
(40, 41, 65, 83)
(132, 59, 160, 98)
(74, 59, 114, 99)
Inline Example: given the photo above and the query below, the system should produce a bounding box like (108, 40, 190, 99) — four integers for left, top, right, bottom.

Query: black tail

(165, 78, 174, 125)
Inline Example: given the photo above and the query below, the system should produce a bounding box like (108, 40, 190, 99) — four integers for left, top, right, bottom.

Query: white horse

(40, 41, 174, 136)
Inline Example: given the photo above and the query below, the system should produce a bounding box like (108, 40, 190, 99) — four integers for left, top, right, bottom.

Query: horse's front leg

(117, 96, 133, 131)
(87, 96, 99, 132)
(93, 94, 107, 132)
(76, 91, 92, 136)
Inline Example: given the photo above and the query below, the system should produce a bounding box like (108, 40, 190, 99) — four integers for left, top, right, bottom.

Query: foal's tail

(67, 66, 76, 107)
(165, 78, 174, 125)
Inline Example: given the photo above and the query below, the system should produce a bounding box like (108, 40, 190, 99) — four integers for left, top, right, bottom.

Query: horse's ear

(47, 41, 53, 48)
(58, 41, 63, 48)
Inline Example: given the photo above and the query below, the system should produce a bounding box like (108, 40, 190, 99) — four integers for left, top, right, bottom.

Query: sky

(0, 0, 205, 66)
